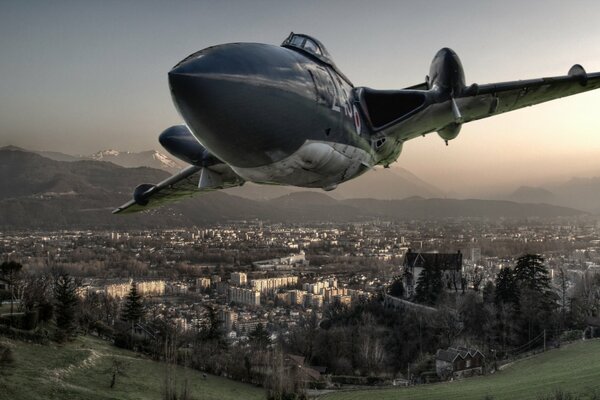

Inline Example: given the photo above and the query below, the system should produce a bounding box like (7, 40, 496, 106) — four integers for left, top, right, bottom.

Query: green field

(0, 335, 265, 400)
(322, 339, 600, 400)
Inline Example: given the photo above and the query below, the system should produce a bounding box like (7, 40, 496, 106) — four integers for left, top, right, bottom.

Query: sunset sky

(1, 0, 600, 196)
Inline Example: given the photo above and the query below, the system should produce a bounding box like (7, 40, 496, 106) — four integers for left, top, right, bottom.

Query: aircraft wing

(112, 164, 243, 214)
(456, 65, 600, 124)
(375, 65, 600, 142)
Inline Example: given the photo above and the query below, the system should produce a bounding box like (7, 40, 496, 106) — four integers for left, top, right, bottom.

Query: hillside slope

(323, 339, 600, 400)
(0, 335, 264, 400)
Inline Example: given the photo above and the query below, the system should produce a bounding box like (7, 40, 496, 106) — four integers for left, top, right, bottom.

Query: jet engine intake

(133, 184, 156, 206)
(158, 125, 209, 166)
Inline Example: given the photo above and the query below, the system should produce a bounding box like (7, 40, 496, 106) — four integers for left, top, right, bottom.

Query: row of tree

(1, 261, 82, 341)
(283, 254, 600, 379)
(0, 261, 150, 345)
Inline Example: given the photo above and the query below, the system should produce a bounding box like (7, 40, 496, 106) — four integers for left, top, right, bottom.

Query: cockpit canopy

(282, 33, 333, 65)
(281, 32, 352, 86)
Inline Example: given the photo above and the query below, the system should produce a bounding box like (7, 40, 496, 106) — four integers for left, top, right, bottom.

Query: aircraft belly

(230, 140, 372, 188)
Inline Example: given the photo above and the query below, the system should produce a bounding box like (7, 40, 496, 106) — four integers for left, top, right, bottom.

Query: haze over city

(2, 0, 600, 196)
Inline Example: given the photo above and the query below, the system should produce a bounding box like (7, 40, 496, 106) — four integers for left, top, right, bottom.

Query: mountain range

(27, 146, 444, 201)
(26, 146, 600, 212)
(225, 167, 444, 201)
(0, 146, 586, 230)
(503, 179, 600, 213)
(33, 147, 183, 173)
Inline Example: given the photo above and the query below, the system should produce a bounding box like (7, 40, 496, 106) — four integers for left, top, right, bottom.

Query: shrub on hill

(0, 343, 14, 375)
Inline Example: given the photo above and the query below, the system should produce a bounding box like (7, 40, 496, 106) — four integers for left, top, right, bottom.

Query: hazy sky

(2, 0, 600, 195)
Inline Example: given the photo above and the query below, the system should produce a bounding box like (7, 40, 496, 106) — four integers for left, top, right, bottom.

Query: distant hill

(501, 177, 600, 212)
(28, 147, 183, 173)
(330, 167, 445, 200)
(226, 167, 444, 201)
(0, 147, 585, 230)
(506, 186, 558, 204)
(35, 150, 82, 162)
(29, 147, 443, 201)
(343, 197, 582, 219)
(548, 177, 600, 213)
(269, 191, 339, 207)
(224, 183, 307, 201)
(0, 146, 167, 200)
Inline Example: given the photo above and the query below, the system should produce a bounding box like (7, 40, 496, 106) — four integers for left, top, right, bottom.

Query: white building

(230, 272, 247, 286)
(228, 286, 260, 306)
(250, 276, 298, 294)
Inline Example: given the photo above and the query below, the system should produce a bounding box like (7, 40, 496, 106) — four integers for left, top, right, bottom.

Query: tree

(459, 292, 488, 339)
(388, 276, 404, 297)
(496, 302, 517, 352)
(514, 254, 552, 294)
(163, 333, 191, 400)
(357, 312, 386, 373)
(199, 305, 221, 341)
(482, 281, 496, 305)
(121, 282, 144, 324)
(21, 273, 53, 323)
(512, 255, 557, 343)
(0, 343, 14, 376)
(494, 267, 518, 306)
(54, 272, 79, 341)
(434, 307, 462, 347)
(104, 357, 128, 389)
(557, 268, 568, 331)
(469, 268, 484, 292)
(0, 261, 23, 320)
(414, 266, 443, 305)
(286, 312, 319, 362)
(569, 272, 600, 328)
(249, 323, 271, 348)
(264, 348, 305, 400)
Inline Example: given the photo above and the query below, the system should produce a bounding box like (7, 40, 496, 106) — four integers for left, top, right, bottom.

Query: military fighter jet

(113, 32, 600, 214)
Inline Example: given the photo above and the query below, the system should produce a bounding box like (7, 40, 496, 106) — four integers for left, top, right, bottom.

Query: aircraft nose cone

(168, 43, 313, 168)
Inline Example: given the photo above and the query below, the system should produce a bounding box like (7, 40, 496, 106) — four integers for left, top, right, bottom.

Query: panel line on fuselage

(229, 139, 375, 189)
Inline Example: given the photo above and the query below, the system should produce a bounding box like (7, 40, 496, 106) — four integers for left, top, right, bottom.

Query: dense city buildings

(2, 216, 600, 341)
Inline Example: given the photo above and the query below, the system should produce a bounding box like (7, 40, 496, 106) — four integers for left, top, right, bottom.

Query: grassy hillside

(3, 335, 599, 400)
(0, 335, 265, 400)
(322, 339, 600, 400)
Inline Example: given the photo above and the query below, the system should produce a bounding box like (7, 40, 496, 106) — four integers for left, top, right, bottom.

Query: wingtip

(112, 199, 138, 214)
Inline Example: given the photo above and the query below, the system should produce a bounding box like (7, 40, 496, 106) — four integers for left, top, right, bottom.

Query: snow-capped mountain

(90, 149, 182, 172)
(31, 148, 182, 173)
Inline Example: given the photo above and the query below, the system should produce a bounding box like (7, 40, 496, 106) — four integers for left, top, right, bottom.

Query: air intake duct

(158, 125, 209, 166)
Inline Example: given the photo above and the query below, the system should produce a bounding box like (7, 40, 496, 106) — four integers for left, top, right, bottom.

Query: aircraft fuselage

(168, 41, 397, 190)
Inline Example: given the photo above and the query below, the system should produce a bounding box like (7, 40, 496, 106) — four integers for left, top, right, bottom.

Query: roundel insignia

(353, 105, 361, 134)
